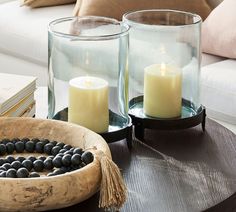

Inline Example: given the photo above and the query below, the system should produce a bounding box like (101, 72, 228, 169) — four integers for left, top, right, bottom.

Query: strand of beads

(0, 138, 94, 178)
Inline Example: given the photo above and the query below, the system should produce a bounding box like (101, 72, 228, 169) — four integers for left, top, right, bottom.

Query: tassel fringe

(98, 152, 127, 210)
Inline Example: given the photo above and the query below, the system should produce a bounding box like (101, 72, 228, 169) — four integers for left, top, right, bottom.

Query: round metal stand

(53, 108, 133, 149)
(129, 96, 206, 141)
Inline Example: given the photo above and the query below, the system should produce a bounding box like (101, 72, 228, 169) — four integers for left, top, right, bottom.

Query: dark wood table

(53, 118, 236, 212)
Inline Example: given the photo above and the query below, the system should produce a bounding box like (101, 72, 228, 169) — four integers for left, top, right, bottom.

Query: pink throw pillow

(202, 0, 236, 58)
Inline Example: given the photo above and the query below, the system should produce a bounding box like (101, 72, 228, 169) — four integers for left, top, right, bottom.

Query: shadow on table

(53, 119, 236, 212)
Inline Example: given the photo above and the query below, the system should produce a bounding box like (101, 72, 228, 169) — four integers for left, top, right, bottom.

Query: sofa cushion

(201, 59, 236, 124)
(21, 0, 75, 8)
(73, 0, 212, 21)
(0, 1, 73, 65)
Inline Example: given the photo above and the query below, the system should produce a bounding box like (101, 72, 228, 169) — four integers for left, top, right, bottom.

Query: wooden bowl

(0, 117, 111, 212)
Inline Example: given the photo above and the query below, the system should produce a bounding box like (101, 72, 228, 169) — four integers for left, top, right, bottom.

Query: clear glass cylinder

(48, 17, 130, 135)
(123, 10, 202, 120)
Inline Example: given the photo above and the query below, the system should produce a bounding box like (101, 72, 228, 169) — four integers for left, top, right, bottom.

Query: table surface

(35, 87, 236, 212)
(49, 119, 236, 212)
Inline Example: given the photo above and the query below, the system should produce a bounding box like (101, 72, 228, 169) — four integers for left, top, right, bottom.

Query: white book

(0, 73, 36, 114)
(20, 103, 36, 118)
(1, 93, 35, 117)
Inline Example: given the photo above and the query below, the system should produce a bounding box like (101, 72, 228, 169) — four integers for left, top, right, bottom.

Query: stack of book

(0, 73, 37, 118)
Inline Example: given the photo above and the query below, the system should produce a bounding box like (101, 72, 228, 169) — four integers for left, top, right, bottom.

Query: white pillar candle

(68, 76, 109, 133)
(144, 63, 182, 118)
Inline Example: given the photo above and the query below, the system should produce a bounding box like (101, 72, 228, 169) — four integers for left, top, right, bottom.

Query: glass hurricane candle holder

(48, 16, 132, 147)
(123, 10, 206, 140)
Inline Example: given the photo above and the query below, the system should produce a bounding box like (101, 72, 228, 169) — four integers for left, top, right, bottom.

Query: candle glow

(144, 63, 182, 118)
(68, 76, 109, 133)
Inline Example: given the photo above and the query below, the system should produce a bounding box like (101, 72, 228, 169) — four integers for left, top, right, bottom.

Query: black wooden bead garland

(0, 138, 94, 178)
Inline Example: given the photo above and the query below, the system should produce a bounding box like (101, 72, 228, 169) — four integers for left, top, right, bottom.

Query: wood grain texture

(51, 118, 236, 212)
(0, 117, 111, 212)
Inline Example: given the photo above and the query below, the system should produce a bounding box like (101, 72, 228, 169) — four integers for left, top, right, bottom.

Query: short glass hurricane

(123, 10, 205, 138)
(48, 16, 131, 144)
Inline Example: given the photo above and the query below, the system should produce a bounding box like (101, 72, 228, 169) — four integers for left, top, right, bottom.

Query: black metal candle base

(52, 108, 133, 149)
(129, 96, 206, 141)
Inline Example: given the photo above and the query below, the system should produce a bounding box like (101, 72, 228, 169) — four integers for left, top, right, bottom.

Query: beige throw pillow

(73, 0, 212, 20)
(202, 0, 236, 58)
(21, 0, 75, 8)
(206, 0, 224, 9)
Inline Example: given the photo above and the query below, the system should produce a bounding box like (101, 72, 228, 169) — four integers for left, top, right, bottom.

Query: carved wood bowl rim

(0, 117, 111, 212)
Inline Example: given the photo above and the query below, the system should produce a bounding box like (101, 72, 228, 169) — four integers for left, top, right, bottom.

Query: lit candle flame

(161, 63, 166, 76)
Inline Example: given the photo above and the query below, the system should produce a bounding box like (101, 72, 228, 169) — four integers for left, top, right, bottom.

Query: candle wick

(85, 80, 93, 88)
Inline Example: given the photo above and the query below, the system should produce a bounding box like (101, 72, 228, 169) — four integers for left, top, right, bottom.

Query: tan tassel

(96, 150, 127, 210)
